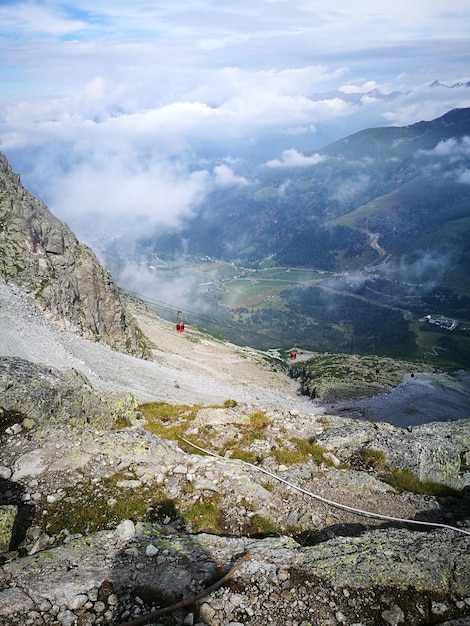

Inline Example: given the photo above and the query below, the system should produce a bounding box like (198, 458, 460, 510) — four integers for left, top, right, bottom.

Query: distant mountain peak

(429, 79, 470, 89)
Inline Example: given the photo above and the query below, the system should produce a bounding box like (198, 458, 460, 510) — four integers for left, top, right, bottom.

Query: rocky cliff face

(0, 153, 148, 357)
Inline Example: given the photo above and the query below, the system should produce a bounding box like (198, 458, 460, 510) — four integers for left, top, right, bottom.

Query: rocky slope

(0, 153, 147, 357)
(0, 356, 469, 626)
(0, 283, 469, 625)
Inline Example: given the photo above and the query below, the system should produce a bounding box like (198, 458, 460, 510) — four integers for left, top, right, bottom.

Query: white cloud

(213, 164, 249, 187)
(416, 136, 470, 184)
(456, 169, 470, 185)
(381, 84, 470, 128)
(418, 136, 470, 159)
(0, 0, 469, 241)
(48, 156, 210, 235)
(266, 149, 325, 168)
(0, 2, 87, 37)
(330, 174, 370, 205)
(339, 81, 378, 94)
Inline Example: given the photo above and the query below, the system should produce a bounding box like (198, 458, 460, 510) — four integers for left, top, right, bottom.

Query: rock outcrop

(0, 153, 148, 357)
(0, 357, 140, 432)
(0, 356, 469, 625)
(314, 416, 470, 490)
(0, 523, 469, 626)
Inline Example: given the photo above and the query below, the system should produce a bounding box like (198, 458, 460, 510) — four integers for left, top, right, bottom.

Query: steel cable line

(119, 287, 291, 349)
(181, 438, 470, 537)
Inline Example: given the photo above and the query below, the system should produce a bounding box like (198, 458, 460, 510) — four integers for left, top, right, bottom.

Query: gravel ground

(0, 281, 314, 411)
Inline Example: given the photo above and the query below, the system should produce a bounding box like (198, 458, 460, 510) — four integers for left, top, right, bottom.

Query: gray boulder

(0, 356, 140, 431)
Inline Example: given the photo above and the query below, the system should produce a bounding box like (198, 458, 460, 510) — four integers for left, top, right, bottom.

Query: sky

(1, 0, 470, 244)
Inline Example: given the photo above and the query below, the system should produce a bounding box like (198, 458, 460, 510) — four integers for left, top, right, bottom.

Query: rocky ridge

(0, 153, 147, 357)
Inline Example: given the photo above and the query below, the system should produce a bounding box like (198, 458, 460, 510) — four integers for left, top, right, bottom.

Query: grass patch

(138, 401, 211, 453)
(218, 439, 259, 463)
(112, 416, 133, 430)
(224, 399, 238, 408)
(181, 495, 223, 533)
(138, 401, 245, 454)
(42, 472, 159, 536)
(273, 448, 307, 466)
(272, 437, 334, 467)
(139, 401, 202, 425)
(249, 514, 280, 536)
(261, 481, 275, 491)
(248, 410, 273, 430)
(229, 447, 258, 464)
(357, 448, 388, 471)
(218, 410, 274, 459)
(385, 468, 461, 498)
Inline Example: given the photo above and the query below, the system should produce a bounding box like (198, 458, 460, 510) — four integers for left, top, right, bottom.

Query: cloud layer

(0, 1, 469, 241)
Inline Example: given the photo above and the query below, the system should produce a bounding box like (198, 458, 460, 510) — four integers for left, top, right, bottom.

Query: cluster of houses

(420, 314, 458, 331)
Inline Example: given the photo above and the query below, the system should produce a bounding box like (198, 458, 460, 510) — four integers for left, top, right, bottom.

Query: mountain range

(124, 108, 470, 276)
(1, 132, 469, 626)
(1, 106, 469, 366)
(102, 108, 470, 365)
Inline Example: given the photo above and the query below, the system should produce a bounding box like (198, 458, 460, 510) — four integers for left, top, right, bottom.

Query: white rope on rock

(180, 437, 470, 537)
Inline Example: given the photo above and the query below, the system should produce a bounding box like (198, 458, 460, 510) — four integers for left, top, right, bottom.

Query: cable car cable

(119, 287, 292, 349)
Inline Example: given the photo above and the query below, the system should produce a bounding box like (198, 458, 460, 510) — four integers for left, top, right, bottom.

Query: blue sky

(1, 0, 469, 238)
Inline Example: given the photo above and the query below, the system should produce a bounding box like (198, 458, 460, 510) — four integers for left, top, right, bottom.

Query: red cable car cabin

(176, 321, 185, 333)
(290, 350, 297, 360)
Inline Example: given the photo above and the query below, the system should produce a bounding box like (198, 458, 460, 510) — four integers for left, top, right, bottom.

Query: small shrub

(181, 481, 195, 494)
(111, 416, 132, 430)
(224, 399, 238, 408)
(272, 437, 333, 467)
(229, 447, 258, 464)
(239, 430, 258, 446)
(261, 481, 275, 492)
(309, 441, 333, 465)
(358, 448, 388, 470)
(249, 514, 280, 536)
(273, 448, 306, 466)
(248, 410, 273, 430)
(219, 438, 238, 454)
(181, 496, 223, 533)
